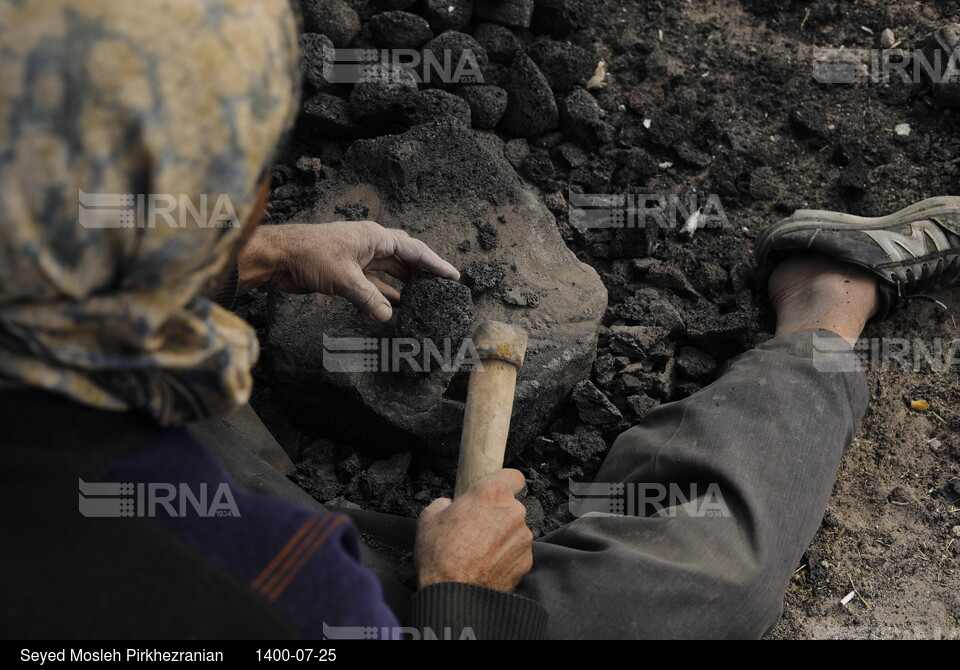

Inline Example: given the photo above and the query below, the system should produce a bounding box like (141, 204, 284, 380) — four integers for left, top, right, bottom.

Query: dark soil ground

(245, 0, 960, 639)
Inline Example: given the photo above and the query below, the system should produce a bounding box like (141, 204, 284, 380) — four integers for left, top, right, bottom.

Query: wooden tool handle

(453, 359, 519, 498)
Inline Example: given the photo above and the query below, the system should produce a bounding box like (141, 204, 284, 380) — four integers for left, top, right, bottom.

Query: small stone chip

(474, 221, 500, 250)
(462, 261, 506, 294)
(500, 285, 541, 307)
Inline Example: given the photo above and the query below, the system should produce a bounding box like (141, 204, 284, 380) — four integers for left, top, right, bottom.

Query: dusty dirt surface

(246, 0, 960, 639)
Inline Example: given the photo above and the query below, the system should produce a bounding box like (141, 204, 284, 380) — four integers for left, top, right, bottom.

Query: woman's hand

(238, 221, 460, 321)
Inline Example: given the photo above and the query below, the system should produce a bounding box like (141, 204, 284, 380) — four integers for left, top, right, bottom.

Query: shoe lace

(895, 254, 960, 310)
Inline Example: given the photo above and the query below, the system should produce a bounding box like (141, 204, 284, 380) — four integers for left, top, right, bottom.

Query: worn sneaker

(755, 197, 960, 320)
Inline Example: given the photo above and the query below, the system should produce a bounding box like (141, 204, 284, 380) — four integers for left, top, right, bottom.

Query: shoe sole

(755, 196, 960, 268)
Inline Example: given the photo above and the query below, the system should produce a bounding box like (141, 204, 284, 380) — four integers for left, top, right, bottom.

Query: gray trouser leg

(515, 329, 869, 639)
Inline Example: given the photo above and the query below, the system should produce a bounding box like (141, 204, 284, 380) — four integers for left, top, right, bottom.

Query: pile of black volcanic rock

(296, 0, 604, 147)
(279, 0, 732, 243)
(260, 0, 775, 535)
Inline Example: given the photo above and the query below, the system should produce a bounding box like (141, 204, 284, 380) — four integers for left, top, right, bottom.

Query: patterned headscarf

(0, 0, 300, 425)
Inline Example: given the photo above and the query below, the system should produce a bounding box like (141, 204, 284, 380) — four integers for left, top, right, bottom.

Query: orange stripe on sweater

(256, 515, 336, 596)
(250, 514, 326, 591)
(266, 515, 349, 602)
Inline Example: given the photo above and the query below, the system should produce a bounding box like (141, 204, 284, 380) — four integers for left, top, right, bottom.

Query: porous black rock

(473, 0, 535, 28)
(559, 141, 589, 167)
(686, 310, 756, 358)
(608, 325, 668, 361)
(302, 93, 365, 138)
(422, 0, 474, 32)
(572, 380, 623, 425)
(337, 453, 362, 479)
(693, 262, 729, 296)
(499, 54, 559, 137)
(554, 425, 608, 462)
(473, 23, 520, 63)
(360, 453, 412, 498)
(632, 258, 700, 299)
(462, 261, 506, 293)
(620, 146, 659, 179)
(347, 63, 419, 125)
(455, 85, 508, 129)
(561, 88, 615, 146)
(396, 273, 475, 349)
(302, 0, 361, 47)
(626, 394, 659, 420)
(592, 353, 626, 390)
(404, 89, 473, 127)
(295, 460, 343, 502)
(478, 59, 506, 85)
(300, 33, 336, 91)
(614, 289, 686, 336)
(570, 159, 614, 191)
(676, 347, 717, 380)
(607, 221, 659, 259)
(503, 138, 531, 168)
(369, 11, 434, 48)
(474, 220, 500, 250)
(674, 141, 713, 168)
(520, 148, 558, 191)
(526, 39, 594, 92)
(423, 30, 489, 88)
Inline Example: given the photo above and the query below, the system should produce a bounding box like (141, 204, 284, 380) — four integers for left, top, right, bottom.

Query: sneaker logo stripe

(864, 221, 951, 261)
